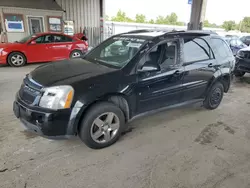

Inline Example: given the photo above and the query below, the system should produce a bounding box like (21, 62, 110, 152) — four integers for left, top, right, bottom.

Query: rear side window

(212, 38, 232, 57)
(53, 35, 73, 42)
(183, 37, 211, 63)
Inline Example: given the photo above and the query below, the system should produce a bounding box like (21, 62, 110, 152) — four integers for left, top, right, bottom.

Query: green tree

(203, 20, 210, 27)
(111, 10, 134, 22)
(148, 19, 155, 24)
(222, 20, 236, 31)
(155, 16, 168, 24)
(240, 17, 250, 32)
(135, 14, 146, 23)
(166, 13, 178, 25)
(203, 20, 221, 28)
(176, 22, 185, 26)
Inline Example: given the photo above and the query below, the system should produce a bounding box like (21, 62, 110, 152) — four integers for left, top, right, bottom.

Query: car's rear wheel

(7, 52, 26, 67)
(204, 82, 224, 110)
(234, 71, 245, 77)
(78, 102, 125, 149)
(70, 50, 82, 59)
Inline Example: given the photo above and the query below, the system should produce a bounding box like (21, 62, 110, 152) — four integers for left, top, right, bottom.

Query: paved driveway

(1, 64, 250, 188)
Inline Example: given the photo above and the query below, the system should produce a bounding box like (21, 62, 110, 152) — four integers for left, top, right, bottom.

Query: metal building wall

(56, 0, 102, 32)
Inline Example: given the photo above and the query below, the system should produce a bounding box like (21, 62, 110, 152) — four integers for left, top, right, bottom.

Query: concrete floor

(1, 64, 250, 188)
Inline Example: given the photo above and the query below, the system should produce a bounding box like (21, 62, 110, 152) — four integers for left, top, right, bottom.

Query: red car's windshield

(17, 34, 37, 43)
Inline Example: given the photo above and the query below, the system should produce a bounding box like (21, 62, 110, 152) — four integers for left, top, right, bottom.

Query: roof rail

(125, 29, 154, 34)
(125, 29, 186, 34)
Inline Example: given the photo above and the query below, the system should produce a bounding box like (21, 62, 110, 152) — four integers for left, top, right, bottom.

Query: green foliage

(155, 16, 168, 24)
(135, 14, 146, 23)
(166, 13, 178, 25)
(148, 19, 155, 24)
(222, 20, 236, 31)
(239, 17, 250, 33)
(111, 10, 134, 22)
(108, 10, 250, 32)
(203, 20, 220, 28)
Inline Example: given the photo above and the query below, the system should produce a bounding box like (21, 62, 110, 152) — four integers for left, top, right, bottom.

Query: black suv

(234, 47, 250, 77)
(13, 30, 235, 149)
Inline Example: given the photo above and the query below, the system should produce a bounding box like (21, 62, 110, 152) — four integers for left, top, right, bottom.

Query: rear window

(212, 38, 232, 57)
(183, 37, 211, 63)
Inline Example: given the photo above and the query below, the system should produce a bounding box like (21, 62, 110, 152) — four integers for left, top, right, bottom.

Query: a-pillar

(188, 0, 208, 30)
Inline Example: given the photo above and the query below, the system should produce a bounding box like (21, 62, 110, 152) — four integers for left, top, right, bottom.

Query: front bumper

(0, 53, 7, 64)
(235, 57, 250, 73)
(13, 94, 81, 139)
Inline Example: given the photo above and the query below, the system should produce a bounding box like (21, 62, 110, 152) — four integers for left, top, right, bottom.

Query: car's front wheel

(78, 102, 125, 149)
(7, 52, 26, 67)
(204, 82, 224, 110)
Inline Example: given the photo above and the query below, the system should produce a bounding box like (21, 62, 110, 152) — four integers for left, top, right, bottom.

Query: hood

(0, 42, 23, 49)
(30, 59, 116, 86)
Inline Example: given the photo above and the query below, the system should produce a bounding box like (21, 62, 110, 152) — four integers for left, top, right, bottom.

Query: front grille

(19, 77, 42, 105)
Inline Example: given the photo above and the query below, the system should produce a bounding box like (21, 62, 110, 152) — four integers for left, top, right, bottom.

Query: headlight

(39, 85, 74, 110)
(0, 48, 3, 53)
(237, 50, 245, 58)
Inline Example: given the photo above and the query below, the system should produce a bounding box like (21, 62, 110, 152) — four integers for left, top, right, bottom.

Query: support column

(188, 0, 208, 30)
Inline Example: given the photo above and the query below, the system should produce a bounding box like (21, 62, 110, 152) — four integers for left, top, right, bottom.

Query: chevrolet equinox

(13, 30, 235, 149)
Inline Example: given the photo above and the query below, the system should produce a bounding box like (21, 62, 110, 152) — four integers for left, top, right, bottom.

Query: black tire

(234, 71, 245, 77)
(78, 102, 125, 149)
(70, 50, 82, 59)
(204, 82, 224, 110)
(7, 52, 26, 67)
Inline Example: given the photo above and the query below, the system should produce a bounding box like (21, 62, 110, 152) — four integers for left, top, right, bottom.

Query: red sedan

(0, 32, 88, 67)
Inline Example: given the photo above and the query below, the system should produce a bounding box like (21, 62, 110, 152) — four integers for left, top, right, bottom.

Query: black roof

(122, 29, 218, 37)
(0, 0, 63, 11)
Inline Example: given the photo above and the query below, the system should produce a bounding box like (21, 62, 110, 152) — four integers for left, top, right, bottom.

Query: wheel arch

(206, 73, 231, 94)
(75, 93, 130, 134)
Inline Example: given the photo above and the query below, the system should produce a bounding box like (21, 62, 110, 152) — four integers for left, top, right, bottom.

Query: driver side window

(35, 36, 44, 43)
(138, 40, 178, 72)
(34, 35, 53, 44)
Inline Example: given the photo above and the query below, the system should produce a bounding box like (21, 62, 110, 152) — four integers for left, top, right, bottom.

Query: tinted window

(183, 37, 211, 63)
(54, 35, 73, 42)
(212, 38, 232, 57)
(35, 36, 44, 43)
(44, 35, 53, 43)
(33, 35, 52, 44)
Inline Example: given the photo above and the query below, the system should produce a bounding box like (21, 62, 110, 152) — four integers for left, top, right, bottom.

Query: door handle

(208, 63, 213, 68)
(173, 70, 183, 75)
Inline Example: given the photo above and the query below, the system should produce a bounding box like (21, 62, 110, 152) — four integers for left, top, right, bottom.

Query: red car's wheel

(70, 50, 82, 59)
(8, 52, 26, 67)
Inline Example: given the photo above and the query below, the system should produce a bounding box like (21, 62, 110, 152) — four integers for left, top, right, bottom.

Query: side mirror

(30, 41, 36, 45)
(138, 61, 160, 73)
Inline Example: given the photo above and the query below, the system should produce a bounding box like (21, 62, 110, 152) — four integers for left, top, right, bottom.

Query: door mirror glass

(30, 40, 36, 45)
(138, 61, 160, 72)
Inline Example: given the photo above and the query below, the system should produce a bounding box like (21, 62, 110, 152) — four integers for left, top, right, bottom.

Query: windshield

(84, 36, 146, 68)
(17, 34, 36, 43)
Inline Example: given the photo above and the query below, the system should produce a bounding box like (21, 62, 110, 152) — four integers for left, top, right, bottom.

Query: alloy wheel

(90, 112, 120, 143)
(11, 55, 24, 66)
